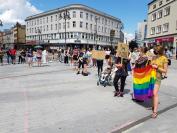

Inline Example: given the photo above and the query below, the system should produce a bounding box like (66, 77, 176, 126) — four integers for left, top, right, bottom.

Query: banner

(133, 65, 156, 101)
(117, 43, 129, 59)
(91, 50, 105, 60)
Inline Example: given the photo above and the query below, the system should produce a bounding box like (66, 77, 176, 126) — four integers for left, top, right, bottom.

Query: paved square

(0, 62, 177, 133)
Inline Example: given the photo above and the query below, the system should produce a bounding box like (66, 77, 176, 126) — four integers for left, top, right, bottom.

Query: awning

(155, 37, 174, 43)
(25, 40, 37, 45)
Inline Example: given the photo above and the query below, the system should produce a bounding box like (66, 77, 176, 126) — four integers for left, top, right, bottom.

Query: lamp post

(0, 20, 3, 48)
(110, 29, 115, 49)
(59, 9, 71, 50)
(94, 16, 98, 50)
(35, 29, 41, 46)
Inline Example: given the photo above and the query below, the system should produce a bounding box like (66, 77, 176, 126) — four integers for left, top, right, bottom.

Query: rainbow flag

(133, 65, 156, 101)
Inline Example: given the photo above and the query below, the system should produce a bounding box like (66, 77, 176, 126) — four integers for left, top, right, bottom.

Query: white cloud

(124, 32, 135, 42)
(0, 0, 41, 25)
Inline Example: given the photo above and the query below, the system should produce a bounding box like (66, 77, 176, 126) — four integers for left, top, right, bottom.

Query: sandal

(151, 112, 158, 119)
(146, 107, 154, 111)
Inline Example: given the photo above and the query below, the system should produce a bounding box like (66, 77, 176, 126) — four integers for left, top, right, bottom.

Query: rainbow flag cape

(133, 65, 156, 101)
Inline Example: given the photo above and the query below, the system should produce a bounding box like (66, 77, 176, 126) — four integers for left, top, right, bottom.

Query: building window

(80, 12, 83, 18)
(150, 27, 155, 35)
(151, 13, 156, 21)
(47, 17, 48, 23)
(73, 11, 76, 18)
(51, 16, 53, 22)
(63, 22, 65, 29)
(94, 25, 97, 31)
(80, 21, 83, 28)
(70, 32, 73, 38)
(90, 14, 93, 21)
(86, 23, 88, 30)
(153, 4, 156, 9)
(40, 26, 42, 32)
(55, 15, 57, 21)
(164, 7, 170, 16)
(40, 19, 42, 24)
(55, 24, 57, 30)
(159, 1, 163, 6)
(105, 27, 107, 33)
(74, 32, 77, 38)
(59, 23, 61, 29)
(102, 18, 104, 24)
(73, 21, 76, 27)
(82, 33, 85, 39)
(98, 17, 100, 23)
(51, 24, 53, 30)
(90, 24, 92, 31)
(67, 22, 70, 28)
(86, 13, 88, 20)
(105, 19, 107, 25)
(47, 25, 48, 31)
(98, 26, 100, 32)
(163, 23, 169, 32)
(117, 23, 119, 28)
(95, 16, 98, 22)
(156, 25, 162, 34)
(43, 26, 45, 32)
(43, 18, 45, 24)
(157, 10, 163, 19)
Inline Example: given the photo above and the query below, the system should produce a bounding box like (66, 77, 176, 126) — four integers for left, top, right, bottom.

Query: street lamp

(59, 9, 71, 50)
(35, 29, 41, 46)
(110, 29, 115, 49)
(94, 16, 98, 50)
(0, 20, 3, 48)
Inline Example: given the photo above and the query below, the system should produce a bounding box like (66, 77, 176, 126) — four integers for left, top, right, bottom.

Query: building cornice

(148, 0, 157, 6)
(146, 33, 177, 39)
(148, 0, 176, 15)
(25, 4, 122, 23)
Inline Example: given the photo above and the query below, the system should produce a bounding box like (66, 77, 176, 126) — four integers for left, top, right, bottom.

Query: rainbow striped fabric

(133, 65, 156, 101)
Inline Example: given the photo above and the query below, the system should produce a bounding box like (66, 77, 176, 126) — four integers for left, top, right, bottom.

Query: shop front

(155, 36, 175, 55)
(175, 36, 177, 59)
(147, 39, 155, 48)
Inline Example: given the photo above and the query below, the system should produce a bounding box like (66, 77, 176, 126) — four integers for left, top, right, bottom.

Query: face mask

(154, 51, 158, 55)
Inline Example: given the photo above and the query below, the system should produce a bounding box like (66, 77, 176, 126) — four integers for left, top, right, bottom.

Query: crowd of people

(0, 44, 173, 118)
(61, 44, 171, 119)
(0, 47, 49, 67)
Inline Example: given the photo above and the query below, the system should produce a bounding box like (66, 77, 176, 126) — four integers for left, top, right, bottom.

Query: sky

(0, 0, 152, 41)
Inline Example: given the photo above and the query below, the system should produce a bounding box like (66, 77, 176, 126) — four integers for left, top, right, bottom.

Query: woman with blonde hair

(151, 45, 168, 118)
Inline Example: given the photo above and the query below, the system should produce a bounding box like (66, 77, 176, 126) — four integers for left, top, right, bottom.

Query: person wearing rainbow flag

(151, 45, 168, 118)
(133, 45, 168, 118)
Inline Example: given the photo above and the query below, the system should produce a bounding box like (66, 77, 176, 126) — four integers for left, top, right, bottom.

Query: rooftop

(25, 4, 122, 23)
(148, 0, 157, 5)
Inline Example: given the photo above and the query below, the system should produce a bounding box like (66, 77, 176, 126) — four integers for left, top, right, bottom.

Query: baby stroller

(97, 66, 113, 87)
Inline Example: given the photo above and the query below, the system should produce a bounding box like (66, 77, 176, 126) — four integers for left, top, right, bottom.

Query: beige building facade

(136, 20, 147, 46)
(147, 0, 177, 56)
(1, 23, 26, 49)
(25, 4, 124, 48)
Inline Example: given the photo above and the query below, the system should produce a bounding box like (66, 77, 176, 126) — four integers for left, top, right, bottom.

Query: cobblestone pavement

(0, 61, 177, 133)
